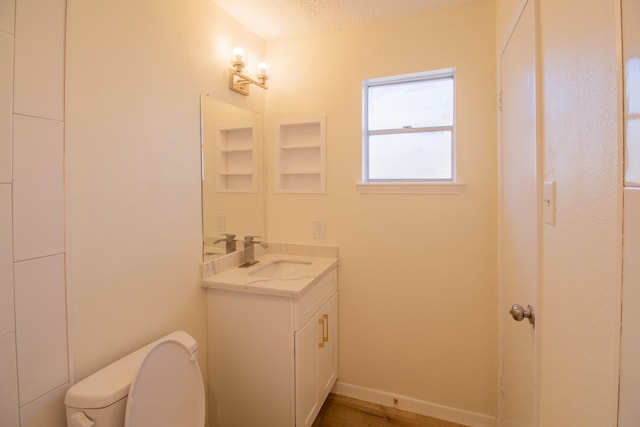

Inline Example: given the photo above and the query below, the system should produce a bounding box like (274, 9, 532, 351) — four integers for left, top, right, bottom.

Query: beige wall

(497, 0, 623, 424)
(65, 0, 264, 388)
(265, 0, 498, 418)
(496, 0, 526, 50)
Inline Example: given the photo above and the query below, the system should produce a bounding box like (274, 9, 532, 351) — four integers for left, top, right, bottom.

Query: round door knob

(510, 304, 535, 325)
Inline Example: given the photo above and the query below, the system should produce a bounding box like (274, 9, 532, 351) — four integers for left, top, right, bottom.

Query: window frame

(359, 68, 463, 194)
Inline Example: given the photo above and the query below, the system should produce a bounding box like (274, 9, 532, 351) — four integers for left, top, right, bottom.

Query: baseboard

(332, 381, 497, 427)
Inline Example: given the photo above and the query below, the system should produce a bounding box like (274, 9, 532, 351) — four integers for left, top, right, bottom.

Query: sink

(203, 248, 338, 297)
(248, 260, 312, 279)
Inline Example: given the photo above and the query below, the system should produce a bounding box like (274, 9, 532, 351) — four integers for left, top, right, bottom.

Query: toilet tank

(64, 331, 198, 427)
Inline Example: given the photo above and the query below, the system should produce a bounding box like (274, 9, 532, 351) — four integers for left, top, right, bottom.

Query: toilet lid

(124, 339, 205, 427)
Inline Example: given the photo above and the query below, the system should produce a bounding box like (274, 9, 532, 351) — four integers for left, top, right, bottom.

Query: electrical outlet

(215, 215, 226, 233)
(312, 219, 325, 239)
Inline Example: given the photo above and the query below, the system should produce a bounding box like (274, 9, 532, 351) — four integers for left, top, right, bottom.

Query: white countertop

(202, 243, 338, 298)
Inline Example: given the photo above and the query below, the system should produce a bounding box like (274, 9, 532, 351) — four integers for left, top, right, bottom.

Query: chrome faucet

(213, 233, 237, 254)
(239, 235, 261, 268)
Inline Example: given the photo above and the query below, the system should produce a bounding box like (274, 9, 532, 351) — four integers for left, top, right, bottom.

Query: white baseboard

(332, 381, 497, 427)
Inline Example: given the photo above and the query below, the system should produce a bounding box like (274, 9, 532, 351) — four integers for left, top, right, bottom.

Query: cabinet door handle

(322, 314, 329, 343)
(318, 317, 325, 348)
(318, 314, 329, 348)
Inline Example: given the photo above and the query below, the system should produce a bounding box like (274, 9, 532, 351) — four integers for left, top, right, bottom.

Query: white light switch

(543, 181, 556, 226)
(312, 219, 325, 239)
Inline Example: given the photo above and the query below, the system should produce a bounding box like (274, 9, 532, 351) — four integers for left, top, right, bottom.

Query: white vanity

(202, 243, 338, 427)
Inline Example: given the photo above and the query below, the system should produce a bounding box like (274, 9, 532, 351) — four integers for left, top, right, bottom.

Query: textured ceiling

(213, 0, 476, 40)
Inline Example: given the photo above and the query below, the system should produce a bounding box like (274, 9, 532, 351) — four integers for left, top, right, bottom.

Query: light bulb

(258, 62, 268, 75)
(232, 47, 245, 62)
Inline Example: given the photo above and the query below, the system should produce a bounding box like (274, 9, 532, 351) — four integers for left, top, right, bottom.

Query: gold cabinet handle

(323, 314, 329, 343)
(318, 314, 329, 348)
(318, 317, 325, 348)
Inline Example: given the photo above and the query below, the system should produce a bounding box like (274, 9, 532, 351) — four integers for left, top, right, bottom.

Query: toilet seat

(124, 339, 205, 427)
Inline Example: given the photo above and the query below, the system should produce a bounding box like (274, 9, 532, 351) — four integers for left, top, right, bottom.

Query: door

(498, 1, 539, 426)
(295, 293, 339, 427)
(317, 293, 338, 400)
(295, 312, 320, 427)
(619, 1, 640, 423)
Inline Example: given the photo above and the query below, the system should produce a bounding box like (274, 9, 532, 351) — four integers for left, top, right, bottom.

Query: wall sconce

(228, 47, 268, 96)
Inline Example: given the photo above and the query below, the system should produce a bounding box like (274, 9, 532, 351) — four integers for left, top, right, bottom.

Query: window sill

(355, 181, 465, 194)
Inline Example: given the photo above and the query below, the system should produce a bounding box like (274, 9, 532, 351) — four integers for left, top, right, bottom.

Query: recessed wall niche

(276, 116, 326, 193)
(215, 124, 257, 193)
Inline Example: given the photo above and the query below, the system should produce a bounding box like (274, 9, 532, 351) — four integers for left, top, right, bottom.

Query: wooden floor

(312, 394, 468, 427)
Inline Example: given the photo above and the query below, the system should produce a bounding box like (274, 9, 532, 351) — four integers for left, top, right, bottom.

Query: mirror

(201, 96, 265, 261)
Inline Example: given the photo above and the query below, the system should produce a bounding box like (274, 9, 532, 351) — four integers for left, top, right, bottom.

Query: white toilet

(64, 331, 205, 427)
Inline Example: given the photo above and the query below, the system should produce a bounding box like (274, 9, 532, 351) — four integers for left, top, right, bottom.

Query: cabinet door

(295, 312, 320, 427)
(317, 293, 338, 401)
(295, 293, 339, 427)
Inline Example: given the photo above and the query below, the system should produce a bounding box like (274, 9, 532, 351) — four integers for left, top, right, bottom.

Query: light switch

(312, 219, 325, 239)
(543, 181, 556, 226)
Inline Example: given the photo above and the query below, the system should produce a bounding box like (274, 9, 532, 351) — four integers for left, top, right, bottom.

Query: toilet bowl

(64, 331, 205, 427)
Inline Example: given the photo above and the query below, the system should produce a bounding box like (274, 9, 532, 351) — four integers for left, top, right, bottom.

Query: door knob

(510, 304, 535, 326)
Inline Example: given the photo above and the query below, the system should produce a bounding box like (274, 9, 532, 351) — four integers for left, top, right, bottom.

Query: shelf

(276, 116, 326, 193)
(219, 147, 253, 153)
(280, 170, 322, 175)
(215, 124, 256, 193)
(219, 172, 253, 176)
(280, 144, 321, 150)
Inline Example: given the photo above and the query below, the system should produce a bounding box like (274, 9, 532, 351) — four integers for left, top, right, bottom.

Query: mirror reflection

(201, 96, 265, 261)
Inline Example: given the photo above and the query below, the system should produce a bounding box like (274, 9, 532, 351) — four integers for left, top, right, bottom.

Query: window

(361, 69, 460, 192)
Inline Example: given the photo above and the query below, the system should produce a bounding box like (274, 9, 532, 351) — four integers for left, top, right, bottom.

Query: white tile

(14, 254, 68, 405)
(14, 0, 65, 121)
(19, 382, 68, 427)
(0, 185, 14, 336)
(0, 31, 13, 184)
(0, 333, 20, 427)
(12, 115, 64, 261)
(0, 0, 15, 34)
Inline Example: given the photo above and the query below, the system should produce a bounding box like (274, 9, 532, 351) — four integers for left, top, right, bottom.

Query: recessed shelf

(280, 144, 321, 150)
(280, 170, 322, 175)
(219, 148, 253, 153)
(276, 116, 326, 193)
(219, 172, 253, 176)
(216, 124, 256, 193)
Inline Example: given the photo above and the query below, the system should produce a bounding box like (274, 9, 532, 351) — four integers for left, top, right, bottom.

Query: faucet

(213, 234, 237, 254)
(239, 235, 261, 268)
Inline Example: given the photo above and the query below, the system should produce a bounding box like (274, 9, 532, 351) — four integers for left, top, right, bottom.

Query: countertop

(202, 243, 338, 298)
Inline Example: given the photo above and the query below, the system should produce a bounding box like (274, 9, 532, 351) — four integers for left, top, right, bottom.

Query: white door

(498, 1, 539, 426)
(295, 314, 320, 427)
(295, 293, 339, 427)
(317, 294, 338, 399)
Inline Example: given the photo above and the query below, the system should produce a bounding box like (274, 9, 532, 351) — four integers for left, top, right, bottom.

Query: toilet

(64, 331, 205, 427)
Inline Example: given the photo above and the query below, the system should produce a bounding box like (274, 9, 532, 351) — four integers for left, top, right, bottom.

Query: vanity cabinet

(206, 267, 338, 427)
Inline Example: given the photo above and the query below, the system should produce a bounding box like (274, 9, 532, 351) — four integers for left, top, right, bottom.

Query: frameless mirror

(201, 96, 265, 261)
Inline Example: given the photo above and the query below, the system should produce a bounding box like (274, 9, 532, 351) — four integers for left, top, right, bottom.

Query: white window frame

(358, 69, 464, 194)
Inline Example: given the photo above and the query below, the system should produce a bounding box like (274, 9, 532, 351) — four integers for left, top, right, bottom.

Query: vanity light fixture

(228, 47, 268, 96)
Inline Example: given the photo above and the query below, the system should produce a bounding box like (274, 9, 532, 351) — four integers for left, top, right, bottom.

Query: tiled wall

(0, 0, 69, 426)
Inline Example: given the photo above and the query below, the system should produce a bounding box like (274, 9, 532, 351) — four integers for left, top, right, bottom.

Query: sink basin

(248, 260, 312, 279)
